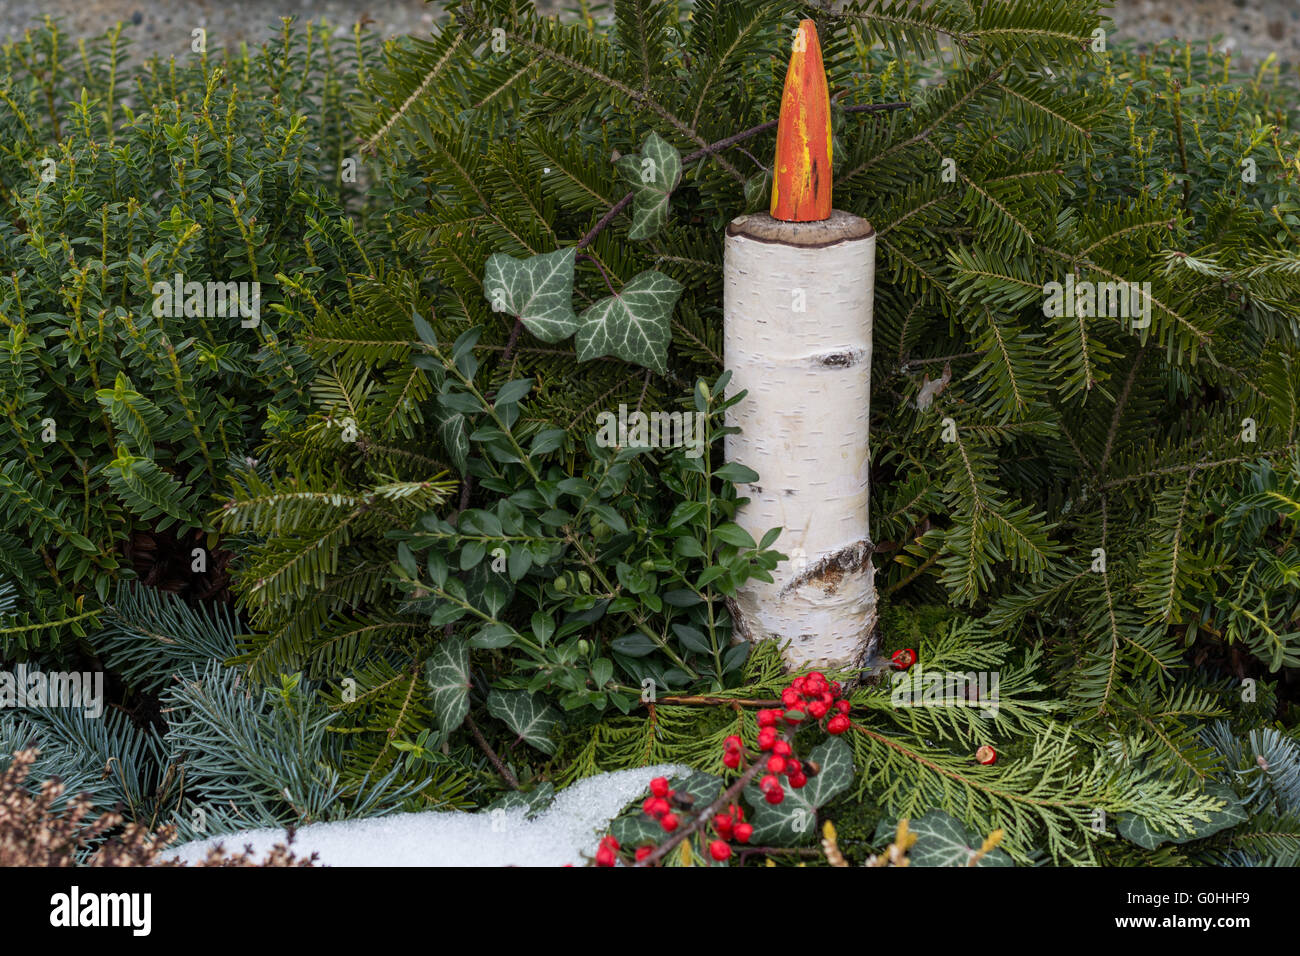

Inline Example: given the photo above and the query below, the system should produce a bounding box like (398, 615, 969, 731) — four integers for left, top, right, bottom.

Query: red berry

(722, 750, 741, 769)
(757, 709, 781, 727)
(891, 648, 917, 670)
(758, 728, 778, 750)
(976, 745, 998, 765)
(724, 734, 743, 751)
(595, 835, 619, 867)
(645, 797, 670, 817)
(635, 846, 653, 862)
(827, 714, 851, 734)
(836, 700, 851, 715)
(829, 680, 841, 696)
(734, 822, 753, 844)
(767, 755, 787, 774)
(649, 776, 671, 798)
(808, 700, 829, 719)
(791, 677, 808, 694)
(781, 688, 800, 708)
(785, 759, 801, 775)
(709, 840, 732, 861)
(765, 785, 785, 805)
(660, 813, 680, 832)
(788, 771, 807, 789)
(772, 740, 792, 757)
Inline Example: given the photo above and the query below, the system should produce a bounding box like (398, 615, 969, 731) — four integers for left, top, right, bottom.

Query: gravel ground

(0, 1, 1296, 64)
(0, 0, 443, 53)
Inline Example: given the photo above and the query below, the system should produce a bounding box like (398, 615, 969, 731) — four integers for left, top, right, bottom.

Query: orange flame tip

(770, 19, 832, 222)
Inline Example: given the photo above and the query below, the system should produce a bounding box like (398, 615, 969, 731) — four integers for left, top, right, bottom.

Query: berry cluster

(748, 672, 845, 804)
(641, 775, 685, 833)
(593, 671, 855, 866)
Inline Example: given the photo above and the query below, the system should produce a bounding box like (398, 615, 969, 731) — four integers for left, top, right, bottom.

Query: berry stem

(634, 754, 766, 867)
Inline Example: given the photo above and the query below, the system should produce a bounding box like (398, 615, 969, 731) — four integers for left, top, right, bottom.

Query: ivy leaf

(482, 247, 578, 343)
(617, 131, 682, 239)
(486, 689, 562, 754)
(425, 637, 471, 733)
(903, 811, 1014, 867)
(486, 783, 556, 820)
(744, 736, 854, 845)
(671, 770, 723, 806)
(576, 270, 681, 375)
(1115, 783, 1243, 849)
(610, 810, 665, 847)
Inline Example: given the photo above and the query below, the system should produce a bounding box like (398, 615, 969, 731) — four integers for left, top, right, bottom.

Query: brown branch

(737, 845, 824, 865)
(502, 101, 908, 365)
(657, 695, 783, 707)
(634, 753, 767, 866)
(465, 712, 520, 790)
(576, 101, 910, 253)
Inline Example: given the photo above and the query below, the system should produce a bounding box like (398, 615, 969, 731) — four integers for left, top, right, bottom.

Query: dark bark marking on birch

(815, 348, 866, 368)
(778, 539, 873, 598)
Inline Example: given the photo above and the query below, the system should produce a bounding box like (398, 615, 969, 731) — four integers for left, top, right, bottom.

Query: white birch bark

(723, 210, 877, 670)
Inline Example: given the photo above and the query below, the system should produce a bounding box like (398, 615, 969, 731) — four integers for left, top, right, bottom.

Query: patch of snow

(164, 764, 690, 867)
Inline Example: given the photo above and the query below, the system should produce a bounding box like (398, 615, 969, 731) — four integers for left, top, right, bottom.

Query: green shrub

(0, 17, 375, 649)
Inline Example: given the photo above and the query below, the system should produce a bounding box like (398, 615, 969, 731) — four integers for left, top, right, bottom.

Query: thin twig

(737, 846, 824, 866)
(657, 695, 783, 707)
(635, 755, 766, 866)
(465, 712, 520, 790)
(578, 252, 619, 296)
(503, 100, 908, 365)
(576, 101, 910, 254)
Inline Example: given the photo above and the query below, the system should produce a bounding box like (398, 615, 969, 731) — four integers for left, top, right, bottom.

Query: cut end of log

(770, 19, 832, 223)
(728, 209, 873, 248)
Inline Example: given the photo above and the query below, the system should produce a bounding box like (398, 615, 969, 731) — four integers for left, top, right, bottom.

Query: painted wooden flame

(770, 19, 832, 222)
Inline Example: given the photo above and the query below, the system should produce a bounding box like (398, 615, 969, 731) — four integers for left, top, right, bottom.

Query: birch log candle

(724, 20, 877, 671)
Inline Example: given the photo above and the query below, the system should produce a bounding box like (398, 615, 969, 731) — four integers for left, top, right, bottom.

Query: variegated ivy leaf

(486, 689, 561, 755)
(425, 636, 471, 733)
(901, 811, 1014, 867)
(576, 270, 681, 375)
(744, 736, 854, 845)
(485, 782, 556, 820)
(482, 247, 579, 343)
(1115, 783, 1243, 849)
(617, 131, 682, 239)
